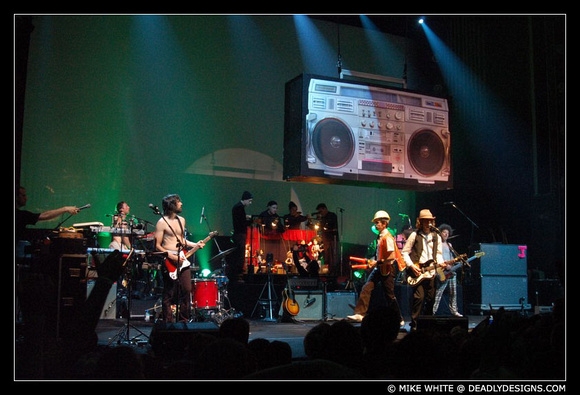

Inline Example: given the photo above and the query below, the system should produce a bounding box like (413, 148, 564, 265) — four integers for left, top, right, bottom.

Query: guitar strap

(162, 216, 188, 277)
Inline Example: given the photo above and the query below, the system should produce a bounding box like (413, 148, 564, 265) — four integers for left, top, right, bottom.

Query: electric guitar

(350, 256, 393, 276)
(406, 254, 466, 287)
(165, 231, 218, 280)
(436, 251, 485, 282)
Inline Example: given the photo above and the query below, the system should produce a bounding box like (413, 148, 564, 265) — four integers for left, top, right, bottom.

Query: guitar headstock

(209, 231, 218, 238)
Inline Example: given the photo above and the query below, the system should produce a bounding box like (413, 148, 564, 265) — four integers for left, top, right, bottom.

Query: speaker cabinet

(284, 73, 452, 191)
(87, 280, 117, 319)
(326, 291, 356, 319)
(57, 254, 88, 338)
(293, 291, 324, 320)
(466, 243, 530, 313)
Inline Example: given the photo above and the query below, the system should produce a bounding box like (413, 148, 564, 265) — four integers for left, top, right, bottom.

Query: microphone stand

(338, 207, 344, 278)
(447, 202, 479, 246)
(200, 208, 232, 320)
(109, 220, 149, 345)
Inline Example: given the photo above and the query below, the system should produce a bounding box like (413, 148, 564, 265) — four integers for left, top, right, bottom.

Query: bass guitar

(436, 251, 485, 282)
(165, 231, 218, 280)
(406, 254, 466, 287)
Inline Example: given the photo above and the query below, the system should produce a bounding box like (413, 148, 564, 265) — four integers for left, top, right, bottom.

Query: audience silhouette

(16, 245, 565, 382)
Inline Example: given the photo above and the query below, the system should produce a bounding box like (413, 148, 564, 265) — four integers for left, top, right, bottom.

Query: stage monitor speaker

(293, 291, 324, 320)
(283, 73, 452, 191)
(149, 322, 220, 359)
(87, 279, 117, 319)
(326, 291, 356, 320)
(416, 315, 468, 332)
(466, 243, 530, 312)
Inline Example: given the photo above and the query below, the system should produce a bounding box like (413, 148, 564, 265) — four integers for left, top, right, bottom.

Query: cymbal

(208, 247, 236, 263)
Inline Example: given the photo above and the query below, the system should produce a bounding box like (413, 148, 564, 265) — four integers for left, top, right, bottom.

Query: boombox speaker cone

(408, 129, 445, 176)
(312, 118, 355, 168)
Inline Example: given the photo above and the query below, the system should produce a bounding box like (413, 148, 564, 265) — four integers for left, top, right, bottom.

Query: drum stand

(251, 263, 277, 322)
(201, 249, 241, 325)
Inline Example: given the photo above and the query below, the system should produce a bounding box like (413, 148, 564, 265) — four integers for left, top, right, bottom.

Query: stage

(95, 314, 487, 360)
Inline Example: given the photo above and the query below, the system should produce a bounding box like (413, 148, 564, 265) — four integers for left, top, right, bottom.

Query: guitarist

(433, 224, 463, 317)
(347, 210, 404, 326)
(154, 194, 206, 323)
(401, 209, 445, 331)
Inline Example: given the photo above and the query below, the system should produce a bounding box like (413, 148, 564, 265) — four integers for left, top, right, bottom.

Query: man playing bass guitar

(401, 209, 446, 331)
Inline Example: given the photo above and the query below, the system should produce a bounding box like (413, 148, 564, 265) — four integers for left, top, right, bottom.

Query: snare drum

(192, 279, 218, 309)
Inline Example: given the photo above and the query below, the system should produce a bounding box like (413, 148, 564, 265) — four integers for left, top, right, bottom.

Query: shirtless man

(154, 194, 205, 322)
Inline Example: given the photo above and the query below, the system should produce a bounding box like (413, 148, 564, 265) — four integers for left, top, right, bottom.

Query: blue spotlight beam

(292, 15, 338, 75)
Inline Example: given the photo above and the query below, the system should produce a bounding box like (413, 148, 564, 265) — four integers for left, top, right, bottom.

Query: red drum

(192, 279, 218, 309)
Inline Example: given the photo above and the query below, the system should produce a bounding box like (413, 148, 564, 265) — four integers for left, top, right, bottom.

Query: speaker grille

(408, 129, 445, 176)
(311, 118, 354, 168)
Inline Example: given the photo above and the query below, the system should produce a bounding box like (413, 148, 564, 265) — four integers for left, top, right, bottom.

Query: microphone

(200, 206, 205, 224)
(430, 226, 441, 234)
(78, 204, 91, 211)
(304, 297, 316, 308)
(149, 203, 161, 215)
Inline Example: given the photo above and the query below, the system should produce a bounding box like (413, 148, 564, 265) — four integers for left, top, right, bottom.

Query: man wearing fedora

(401, 209, 445, 330)
(348, 210, 404, 326)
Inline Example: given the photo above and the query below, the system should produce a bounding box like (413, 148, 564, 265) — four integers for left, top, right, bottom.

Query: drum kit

(88, 210, 242, 347)
(186, 247, 241, 325)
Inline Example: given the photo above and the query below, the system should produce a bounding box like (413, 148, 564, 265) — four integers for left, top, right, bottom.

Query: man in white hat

(348, 210, 404, 325)
(401, 209, 445, 330)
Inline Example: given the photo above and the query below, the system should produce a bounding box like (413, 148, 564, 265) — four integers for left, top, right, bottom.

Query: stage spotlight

(418, 18, 424, 24)
(201, 268, 211, 278)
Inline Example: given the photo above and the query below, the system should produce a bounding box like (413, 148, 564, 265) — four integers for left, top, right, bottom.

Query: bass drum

(192, 279, 218, 309)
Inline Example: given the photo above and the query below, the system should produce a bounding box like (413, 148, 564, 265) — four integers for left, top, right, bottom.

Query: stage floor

(95, 314, 487, 360)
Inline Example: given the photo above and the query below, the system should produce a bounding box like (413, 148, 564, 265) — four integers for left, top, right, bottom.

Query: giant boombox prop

(284, 74, 452, 190)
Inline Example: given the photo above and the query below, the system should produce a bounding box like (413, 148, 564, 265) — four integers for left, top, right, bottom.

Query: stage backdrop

(18, 15, 434, 268)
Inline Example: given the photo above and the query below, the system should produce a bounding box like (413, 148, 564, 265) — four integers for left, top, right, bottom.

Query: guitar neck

(184, 233, 215, 259)
(446, 254, 479, 272)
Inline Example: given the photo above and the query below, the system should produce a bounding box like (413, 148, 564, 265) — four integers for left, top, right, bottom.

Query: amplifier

(293, 290, 324, 320)
(288, 276, 320, 290)
(57, 254, 88, 338)
(326, 291, 356, 320)
(466, 243, 529, 313)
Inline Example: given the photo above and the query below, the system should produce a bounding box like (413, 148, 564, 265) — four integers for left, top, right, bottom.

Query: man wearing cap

(401, 209, 445, 330)
(231, 191, 253, 282)
(348, 210, 404, 325)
